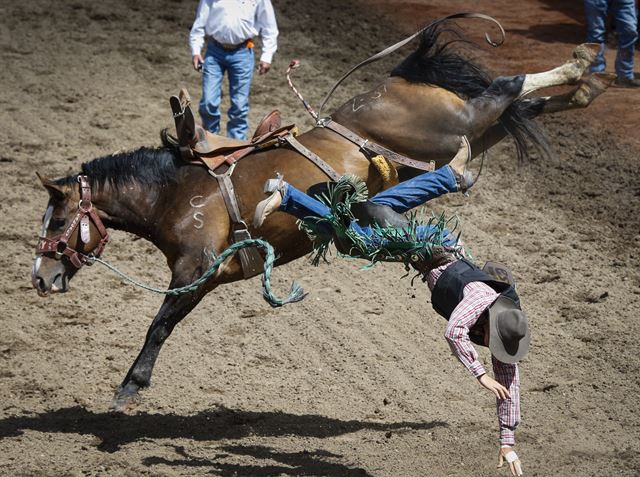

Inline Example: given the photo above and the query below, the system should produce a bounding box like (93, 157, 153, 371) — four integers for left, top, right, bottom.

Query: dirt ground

(1, 0, 639, 476)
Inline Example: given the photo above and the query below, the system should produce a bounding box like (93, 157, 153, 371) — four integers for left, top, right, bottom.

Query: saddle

(169, 88, 296, 172)
(167, 88, 301, 279)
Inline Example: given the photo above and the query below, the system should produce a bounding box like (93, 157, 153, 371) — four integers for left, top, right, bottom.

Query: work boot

(447, 135, 476, 193)
(253, 174, 286, 228)
(613, 76, 640, 88)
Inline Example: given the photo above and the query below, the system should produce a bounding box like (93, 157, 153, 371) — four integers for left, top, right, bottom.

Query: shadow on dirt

(0, 405, 447, 454)
(144, 443, 375, 476)
(537, 1, 584, 24)
(510, 22, 584, 44)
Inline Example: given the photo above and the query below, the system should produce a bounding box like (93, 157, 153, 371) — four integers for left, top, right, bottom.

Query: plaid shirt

(427, 261, 521, 446)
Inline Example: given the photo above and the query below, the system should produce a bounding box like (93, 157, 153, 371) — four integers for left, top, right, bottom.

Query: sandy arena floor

(0, 0, 639, 476)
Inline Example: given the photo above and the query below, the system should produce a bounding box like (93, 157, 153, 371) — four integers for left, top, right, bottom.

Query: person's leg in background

(199, 44, 227, 134)
(613, 0, 639, 83)
(227, 46, 255, 139)
(584, 0, 610, 73)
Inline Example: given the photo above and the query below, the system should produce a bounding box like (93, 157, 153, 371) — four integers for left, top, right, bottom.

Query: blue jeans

(279, 165, 459, 245)
(200, 42, 254, 139)
(585, 0, 638, 79)
(369, 164, 458, 213)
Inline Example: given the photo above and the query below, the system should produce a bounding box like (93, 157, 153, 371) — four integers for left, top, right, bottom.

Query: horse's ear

(36, 172, 66, 200)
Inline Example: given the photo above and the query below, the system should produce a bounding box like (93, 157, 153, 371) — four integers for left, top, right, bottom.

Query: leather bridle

(36, 175, 109, 269)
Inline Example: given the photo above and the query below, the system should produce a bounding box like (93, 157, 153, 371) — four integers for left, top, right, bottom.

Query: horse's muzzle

(32, 256, 69, 296)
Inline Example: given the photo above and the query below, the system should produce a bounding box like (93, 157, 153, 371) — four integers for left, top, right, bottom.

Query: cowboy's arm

(493, 356, 523, 476)
(255, 0, 278, 66)
(444, 308, 486, 378)
(445, 317, 513, 412)
(189, 0, 209, 61)
(493, 357, 520, 445)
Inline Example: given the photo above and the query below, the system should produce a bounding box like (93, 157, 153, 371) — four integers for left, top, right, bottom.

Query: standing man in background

(585, 0, 639, 87)
(189, 0, 278, 139)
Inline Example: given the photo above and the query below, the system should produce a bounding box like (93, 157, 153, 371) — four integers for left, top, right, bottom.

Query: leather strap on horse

(317, 13, 505, 117)
(36, 175, 109, 269)
(192, 128, 293, 173)
(281, 134, 341, 181)
(319, 118, 436, 172)
(210, 167, 265, 279)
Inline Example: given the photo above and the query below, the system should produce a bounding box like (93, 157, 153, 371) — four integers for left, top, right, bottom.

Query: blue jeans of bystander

(200, 42, 254, 139)
(585, 0, 638, 79)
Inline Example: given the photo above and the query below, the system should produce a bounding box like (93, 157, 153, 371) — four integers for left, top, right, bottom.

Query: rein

(90, 238, 305, 307)
(36, 176, 304, 307)
(36, 175, 109, 269)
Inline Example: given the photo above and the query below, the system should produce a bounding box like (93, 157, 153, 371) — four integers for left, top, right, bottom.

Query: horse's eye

(50, 218, 66, 230)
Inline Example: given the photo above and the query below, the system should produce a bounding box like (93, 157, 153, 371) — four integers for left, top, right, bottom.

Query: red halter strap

(36, 175, 110, 269)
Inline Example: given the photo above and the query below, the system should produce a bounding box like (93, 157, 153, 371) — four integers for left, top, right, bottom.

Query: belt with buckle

(210, 38, 253, 51)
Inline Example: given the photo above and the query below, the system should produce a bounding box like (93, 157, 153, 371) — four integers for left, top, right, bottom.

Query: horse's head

(32, 173, 109, 296)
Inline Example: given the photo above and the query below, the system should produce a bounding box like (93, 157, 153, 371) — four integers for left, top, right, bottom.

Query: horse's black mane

(391, 23, 549, 161)
(55, 146, 181, 189)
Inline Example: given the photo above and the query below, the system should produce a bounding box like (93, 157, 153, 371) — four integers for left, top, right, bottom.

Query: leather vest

(431, 259, 521, 320)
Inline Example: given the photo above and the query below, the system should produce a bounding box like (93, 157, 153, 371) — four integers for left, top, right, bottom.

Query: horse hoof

(110, 385, 142, 413)
(591, 72, 617, 88)
(572, 43, 600, 65)
(572, 72, 617, 107)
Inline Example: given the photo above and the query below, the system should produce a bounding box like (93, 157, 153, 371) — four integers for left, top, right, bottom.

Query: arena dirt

(0, 0, 639, 476)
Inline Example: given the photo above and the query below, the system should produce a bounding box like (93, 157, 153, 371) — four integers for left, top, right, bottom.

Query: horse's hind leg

(519, 44, 600, 97)
(463, 75, 526, 136)
(522, 72, 616, 114)
(111, 287, 209, 411)
(464, 44, 601, 137)
(468, 73, 616, 156)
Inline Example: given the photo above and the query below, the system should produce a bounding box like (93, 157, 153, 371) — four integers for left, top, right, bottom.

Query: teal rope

(90, 239, 306, 308)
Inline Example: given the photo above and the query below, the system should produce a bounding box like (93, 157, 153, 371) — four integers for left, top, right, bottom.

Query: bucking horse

(31, 16, 613, 411)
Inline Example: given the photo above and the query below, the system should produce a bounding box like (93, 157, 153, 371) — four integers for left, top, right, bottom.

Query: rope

(89, 239, 306, 308)
(286, 59, 319, 121)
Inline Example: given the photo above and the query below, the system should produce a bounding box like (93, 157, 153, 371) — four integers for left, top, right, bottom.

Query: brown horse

(31, 23, 611, 410)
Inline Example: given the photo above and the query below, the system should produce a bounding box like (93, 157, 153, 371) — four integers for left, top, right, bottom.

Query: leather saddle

(169, 88, 296, 172)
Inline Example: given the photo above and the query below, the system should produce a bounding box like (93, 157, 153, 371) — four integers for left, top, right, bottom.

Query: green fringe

(297, 175, 463, 268)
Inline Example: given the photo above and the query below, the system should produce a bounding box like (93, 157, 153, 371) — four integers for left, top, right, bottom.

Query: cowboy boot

(253, 174, 286, 228)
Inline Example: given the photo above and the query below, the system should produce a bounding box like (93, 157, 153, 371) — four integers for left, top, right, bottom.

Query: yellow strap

(370, 155, 399, 189)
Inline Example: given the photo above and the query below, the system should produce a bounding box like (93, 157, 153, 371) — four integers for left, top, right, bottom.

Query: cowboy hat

(488, 295, 530, 364)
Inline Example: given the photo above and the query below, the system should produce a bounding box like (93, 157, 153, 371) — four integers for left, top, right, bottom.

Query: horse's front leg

(111, 268, 213, 411)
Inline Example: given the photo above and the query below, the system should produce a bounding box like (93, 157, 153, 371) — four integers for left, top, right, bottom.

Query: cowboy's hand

(258, 61, 271, 75)
(477, 374, 511, 400)
(498, 447, 523, 476)
(192, 54, 204, 71)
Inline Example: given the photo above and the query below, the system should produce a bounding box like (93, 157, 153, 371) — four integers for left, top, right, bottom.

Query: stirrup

(263, 173, 285, 194)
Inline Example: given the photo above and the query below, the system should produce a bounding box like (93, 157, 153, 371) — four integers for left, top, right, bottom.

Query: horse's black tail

(390, 22, 550, 162)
